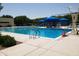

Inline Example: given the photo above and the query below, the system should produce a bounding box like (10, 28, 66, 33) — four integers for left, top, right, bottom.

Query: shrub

(1, 35, 16, 47)
(0, 34, 1, 36)
(0, 34, 2, 44)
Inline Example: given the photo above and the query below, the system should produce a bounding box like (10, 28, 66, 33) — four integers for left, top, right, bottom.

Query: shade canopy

(37, 19, 46, 22)
(59, 18, 68, 21)
(37, 17, 59, 22)
(59, 18, 70, 26)
(37, 17, 69, 23)
(45, 17, 59, 22)
(59, 18, 70, 23)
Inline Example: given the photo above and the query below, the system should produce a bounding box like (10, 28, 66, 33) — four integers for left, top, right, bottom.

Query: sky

(0, 3, 79, 19)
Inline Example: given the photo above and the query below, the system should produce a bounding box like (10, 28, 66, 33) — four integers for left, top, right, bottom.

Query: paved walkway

(0, 32, 79, 56)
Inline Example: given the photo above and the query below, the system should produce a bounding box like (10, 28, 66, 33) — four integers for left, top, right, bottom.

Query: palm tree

(0, 3, 3, 11)
(0, 3, 3, 35)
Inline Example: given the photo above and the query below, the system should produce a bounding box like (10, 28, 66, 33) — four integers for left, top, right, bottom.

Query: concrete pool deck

(0, 32, 79, 56)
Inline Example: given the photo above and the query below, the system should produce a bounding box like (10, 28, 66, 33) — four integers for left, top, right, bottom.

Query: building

(0, 18, 14, 27)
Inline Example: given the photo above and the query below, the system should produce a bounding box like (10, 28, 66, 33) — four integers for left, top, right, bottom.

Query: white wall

(0, 18, 14, 27)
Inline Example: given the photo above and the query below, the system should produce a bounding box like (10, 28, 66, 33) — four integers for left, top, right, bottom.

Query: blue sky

(0, 3, 79, 19)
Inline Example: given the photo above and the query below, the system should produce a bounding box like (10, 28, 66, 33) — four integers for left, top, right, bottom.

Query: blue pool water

(0, 27, 71, 38)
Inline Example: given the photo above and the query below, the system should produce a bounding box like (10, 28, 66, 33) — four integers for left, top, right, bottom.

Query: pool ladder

(29, 29, 40, 39)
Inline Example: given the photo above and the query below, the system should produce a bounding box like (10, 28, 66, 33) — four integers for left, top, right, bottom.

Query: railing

(29, 28, 40, 39)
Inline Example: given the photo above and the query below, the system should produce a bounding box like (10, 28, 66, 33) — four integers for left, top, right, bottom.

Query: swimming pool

(0, 26, 71, 39)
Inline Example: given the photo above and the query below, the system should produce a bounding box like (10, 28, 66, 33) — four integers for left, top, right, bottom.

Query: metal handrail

(29, 28, 40, 39)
